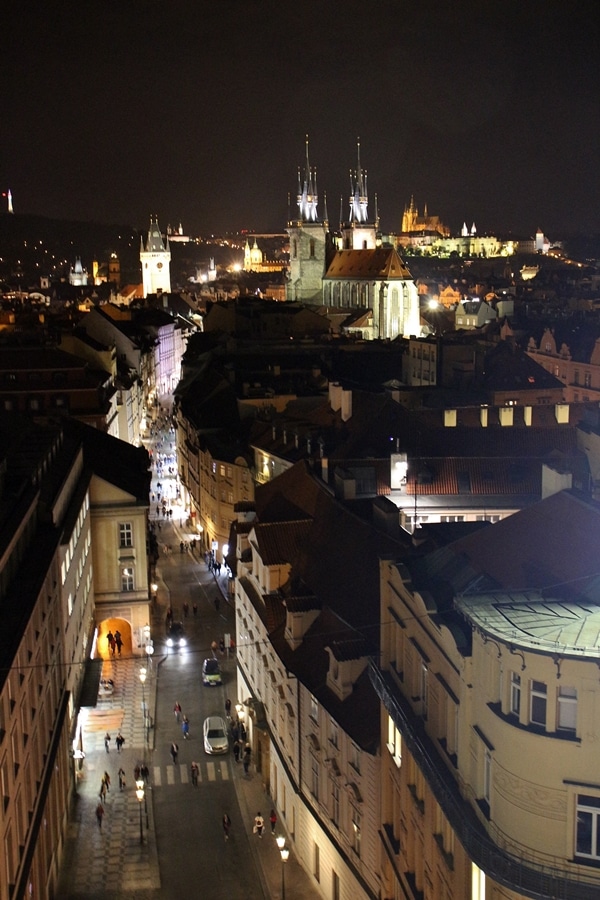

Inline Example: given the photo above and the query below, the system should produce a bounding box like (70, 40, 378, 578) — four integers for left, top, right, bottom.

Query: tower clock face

(157, 262, 163, 269)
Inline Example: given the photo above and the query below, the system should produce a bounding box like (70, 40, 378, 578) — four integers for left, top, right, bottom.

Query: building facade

(373, 489, 600, 900)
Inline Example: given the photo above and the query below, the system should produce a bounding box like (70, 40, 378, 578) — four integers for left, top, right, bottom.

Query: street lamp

(276, 835, 289, 899)
(135, 778, 144, 844)
(139, 667, 147, 745)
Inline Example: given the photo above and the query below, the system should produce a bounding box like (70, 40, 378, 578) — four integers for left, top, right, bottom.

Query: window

(472, 863, 486, 899)
(332, 871, 340, 900)
(530, 680, 547, 726)
(585, 373, 592, 388)
(350, 742, 361, 773)
(313, 842, 320, 882)
(576, 794, 600, 861)
(331, 781, 339, 825)
(121, 567, 134, 592)
(351, 809, 361, 857)
(119, 523, 133, 548)
(557, 686, 577, 731)
(510, 672, 521, 716)
(309, 695, 318, 722)
(387, 717, 402, 768)
(420, 662, 429, 719)
(329, 720, 338, 749)
(483, 750, 491, 804)
(311, 757, 319, 800)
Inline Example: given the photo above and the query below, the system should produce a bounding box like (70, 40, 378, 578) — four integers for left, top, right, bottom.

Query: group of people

(105, 629, 123, 657)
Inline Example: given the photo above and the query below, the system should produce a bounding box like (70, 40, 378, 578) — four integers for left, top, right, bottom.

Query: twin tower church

(286, 137, 420, 340)
(141, 138, 420, 341)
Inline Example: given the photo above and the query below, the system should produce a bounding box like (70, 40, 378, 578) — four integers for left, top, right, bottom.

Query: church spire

(297, 134, 319, 222)
(349, 137, 368, 224)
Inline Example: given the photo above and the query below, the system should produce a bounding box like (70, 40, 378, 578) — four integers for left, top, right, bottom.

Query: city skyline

(2, 2, 599, 238)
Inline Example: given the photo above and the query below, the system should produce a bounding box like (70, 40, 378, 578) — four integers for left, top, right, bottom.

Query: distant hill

(0, 212, 142, 286)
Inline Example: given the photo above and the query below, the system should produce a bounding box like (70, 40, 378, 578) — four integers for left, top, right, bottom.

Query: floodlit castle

(140, 217, 171, 297)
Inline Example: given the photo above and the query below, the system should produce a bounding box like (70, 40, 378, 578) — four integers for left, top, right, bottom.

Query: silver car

(203, 716, 229, 755)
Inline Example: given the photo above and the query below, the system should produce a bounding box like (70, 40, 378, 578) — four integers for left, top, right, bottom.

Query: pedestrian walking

(243, 744, 251, 775)
(134, 765, 141, 782)
(114, 631, 122, 656)
(222, 813, 232, 840)
(170, 742, 179, 764)
(182, 717, 190, 740)
(225, 698, 231, 717)
(116, 732, 125, 752)
(106, 631, 115, 655)
(95, 803, 105, 829)
(270, 809, 277, 833)
(233, 740, 241, 763)
(99, 780, 107, 802)
(104, 732, 111, 753)
(141, 764, 150, 784)
(118, 767, 126, 790)
(191, 761, 199, 787)
(103, 771, 111, 792)
(239, 722, 247, 743)
(254, 812, 264, 837)
(173, 701, 182, 722)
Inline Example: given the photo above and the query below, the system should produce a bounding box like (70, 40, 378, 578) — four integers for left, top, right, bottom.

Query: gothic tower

(286, 136, 329, 303)
(340, 139, 378, 250)
(140, 216, 171, 297)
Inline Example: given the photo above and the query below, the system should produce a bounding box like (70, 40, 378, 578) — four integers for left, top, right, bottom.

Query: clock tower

(140, 216, 171, 297)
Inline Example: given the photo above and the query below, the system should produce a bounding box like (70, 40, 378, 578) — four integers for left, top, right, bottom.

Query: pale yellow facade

(374, 558, 600, 899)
(89, 475, 150, 657)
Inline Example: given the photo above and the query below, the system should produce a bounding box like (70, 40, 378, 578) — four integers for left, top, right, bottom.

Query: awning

(78, 658, 103, 708)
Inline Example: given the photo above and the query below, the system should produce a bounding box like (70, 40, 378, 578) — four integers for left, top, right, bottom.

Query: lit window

(310, 695, 318, 722)
(121, 567, 134, 592)
(387, 716, 402, 768)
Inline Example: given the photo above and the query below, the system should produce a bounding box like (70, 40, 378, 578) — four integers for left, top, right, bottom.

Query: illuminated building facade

(373, 489, 600, 900)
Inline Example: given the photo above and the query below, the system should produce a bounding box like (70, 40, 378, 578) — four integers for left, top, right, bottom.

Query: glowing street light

(135, 778, 144, 844)
(276, 835, 289, 899)
(139, 667, 148, 745)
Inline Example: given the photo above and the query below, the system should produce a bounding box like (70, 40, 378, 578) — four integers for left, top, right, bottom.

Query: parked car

(203, 716, 229, 755)
(166, 621, 186, 648)
(202, 658, 222, 686)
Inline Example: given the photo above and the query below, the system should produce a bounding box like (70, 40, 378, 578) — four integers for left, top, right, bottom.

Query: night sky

(2, 2, 599, 238)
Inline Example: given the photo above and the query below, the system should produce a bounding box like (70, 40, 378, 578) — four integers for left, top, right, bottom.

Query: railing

(369, 663, 600, 900)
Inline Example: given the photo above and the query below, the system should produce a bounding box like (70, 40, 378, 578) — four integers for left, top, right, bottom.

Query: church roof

(324, 247, 413, 280)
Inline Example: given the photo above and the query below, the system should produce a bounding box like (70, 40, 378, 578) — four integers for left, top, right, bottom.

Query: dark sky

(2, 1, 599, 238)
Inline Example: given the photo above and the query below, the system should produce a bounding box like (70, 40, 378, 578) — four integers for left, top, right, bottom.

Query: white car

(203, 716, 229, 755)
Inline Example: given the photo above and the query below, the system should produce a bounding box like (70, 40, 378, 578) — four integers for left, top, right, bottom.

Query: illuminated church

(286, 138, 420, 339)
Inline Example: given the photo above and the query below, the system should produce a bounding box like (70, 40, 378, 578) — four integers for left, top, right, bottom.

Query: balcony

(370, 662, 600, 900)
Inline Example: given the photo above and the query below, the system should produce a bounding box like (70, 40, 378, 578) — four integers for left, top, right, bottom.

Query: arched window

(309, 238, 315, 259)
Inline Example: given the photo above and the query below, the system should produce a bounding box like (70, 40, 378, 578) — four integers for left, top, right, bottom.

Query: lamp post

(135, 779, 144, 844)
(276, 835, 289, 899)
(139, 667, 147, 745)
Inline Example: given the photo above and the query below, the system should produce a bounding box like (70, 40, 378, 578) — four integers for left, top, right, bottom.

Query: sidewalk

(57, 657, 160, 899)
(234, 759, 319, 900)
